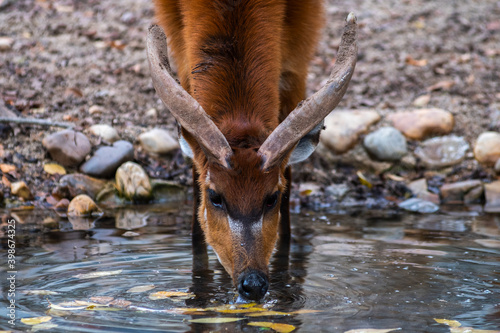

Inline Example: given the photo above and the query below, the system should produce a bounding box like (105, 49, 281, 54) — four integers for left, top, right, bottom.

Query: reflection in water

(0, 207, 499, 332)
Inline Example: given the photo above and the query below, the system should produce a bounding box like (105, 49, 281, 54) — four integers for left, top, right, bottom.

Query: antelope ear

(287, 121, 324, 165)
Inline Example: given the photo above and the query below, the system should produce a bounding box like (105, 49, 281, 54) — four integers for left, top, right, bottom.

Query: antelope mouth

(237, 269, 269, 301)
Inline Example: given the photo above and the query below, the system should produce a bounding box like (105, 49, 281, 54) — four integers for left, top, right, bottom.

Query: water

(1, 206, 499, 332)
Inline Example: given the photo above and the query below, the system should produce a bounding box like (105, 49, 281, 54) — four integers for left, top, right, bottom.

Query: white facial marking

(227, 214, 263, 238)
(179, 134, 194, 159)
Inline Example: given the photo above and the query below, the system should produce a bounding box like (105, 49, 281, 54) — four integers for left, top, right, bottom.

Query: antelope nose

(238, 270, 269, 301)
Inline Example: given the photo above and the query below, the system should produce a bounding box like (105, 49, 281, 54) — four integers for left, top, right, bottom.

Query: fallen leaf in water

(357, 171, 372, 188)
(246, 310, 291, 317)
(86, 306, 121, 311)
(217, 308, 267, 314)
(21, 290, 59, 296)
(405, 56, 428, 67)
(427, 80, 455, 92)
(189, 317, 244, 324)
(127, 285, 155, 293)
(248, 321, 296, 332)
(149, 291, 194, 300)
(434, 319, 462, 327)
(49, 302, 86, 311)
(109, 299, 132, 308)
(343, 329, 401, 333)
(21, 316, 52, 325)
(43, 163, 66, 175)
(73, 269, 122, 279)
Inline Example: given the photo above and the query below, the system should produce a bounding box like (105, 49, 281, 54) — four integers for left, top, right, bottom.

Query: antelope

(148, 0, 357, 301)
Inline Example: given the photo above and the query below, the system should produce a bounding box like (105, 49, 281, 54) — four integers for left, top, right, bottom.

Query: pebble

(440, 180, 483, 204)
(115, 162, 152, 201)
(320, 109, 380, 154)
(474, 131, 500, 166)
(145, 108, 158, 118)
(484, 181, 500, 213)
(398, 198, 439, 213)
(53, 173, 108, 199)
(80, 140, 134, 178)
(138, 128, 179, 154)
(0, 37, 14, 51)
(11, 181, 33, 200)
(495, 158, 500, 175)
(388, 108, 454, 140)
(88, 105, 106, 115)
(407, 178, 439, 204)
(325, 183, 350, 201)
(42, 129, 92, 167)
(89, 124, 120, 143)
(414, 135, 469, 169)
(363, 126, 407, 161)
(67, 194, 102, 216)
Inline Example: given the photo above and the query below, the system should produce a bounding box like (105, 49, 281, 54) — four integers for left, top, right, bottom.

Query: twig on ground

(0, 117, 75, 128)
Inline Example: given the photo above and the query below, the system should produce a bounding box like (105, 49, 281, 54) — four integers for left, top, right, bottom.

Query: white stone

(139, 128, 179, 154)
(89, 124, 120, 143)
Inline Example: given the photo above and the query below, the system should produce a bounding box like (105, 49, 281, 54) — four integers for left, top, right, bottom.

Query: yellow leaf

(357, 171, 372, 188)
(74, 269, 122, 279)
(434, 319, 462, 328)
(127, 285, 155, 293)
(149, 291, 194, 300)
(218, 308, 267, 314)
(189, 317, 244, 324)
(43, 163, 66, 175)
(246, 310, 291, 317)
(248, 322, 296, 333)
(21, 316, 52, 325)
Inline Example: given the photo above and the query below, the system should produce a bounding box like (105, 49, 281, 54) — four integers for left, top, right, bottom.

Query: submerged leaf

(248, 321, 296, 333)
(189, 317, 244, 324)
(218, 308, 267, 314)
(149, 291, 194, 300)
(246, 310, 291, 317)
(127, 285, 156, 293)
(21, 316, 52, 325)
(290, 309, 322, 314)
(356, 171, 372, 188)
(74, 269, 122, 279)
(434, 319, 462, 328)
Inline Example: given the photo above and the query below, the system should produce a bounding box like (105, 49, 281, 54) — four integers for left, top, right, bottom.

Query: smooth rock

(320, 110, 381, 154)
(67, 194, 102, 216)
(484, 181, 500, 213)
(145, 108, 157, 118)
(80, 140, 134, 178)
(53, 173, 107, 200)
(115, 162, 152, 201)
(363, 127, 407, 161)
(325, 184, 350, 201)
(398, 198, 439, 213)
(89, 124, 120, 143)
(474, 131, 500, 166)
(138, 128, 179, 155)
(43, 129, 91, 167)
(11, 181, 33, 200)
(0, 37, 14, 51)
(440, 180, 483, 204)
(388, 108, 454, 140)
(495, 158, 500, 175)
(88, 105, 106, 115)
(407, 178, 440, 204)
(414, 135, 469, 169)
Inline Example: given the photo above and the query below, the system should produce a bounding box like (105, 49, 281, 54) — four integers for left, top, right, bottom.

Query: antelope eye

(265, 191, 279, 210)
(208, 189, 224, 209)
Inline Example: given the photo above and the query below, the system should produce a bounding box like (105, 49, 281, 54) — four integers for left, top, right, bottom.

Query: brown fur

(154, 0, 324, 285)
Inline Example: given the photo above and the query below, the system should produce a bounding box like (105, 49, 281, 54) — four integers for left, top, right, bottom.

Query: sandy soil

(0, 0, 499, 205)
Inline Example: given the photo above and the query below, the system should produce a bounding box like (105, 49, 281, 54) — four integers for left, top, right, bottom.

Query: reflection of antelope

(149, 0, 357, 301)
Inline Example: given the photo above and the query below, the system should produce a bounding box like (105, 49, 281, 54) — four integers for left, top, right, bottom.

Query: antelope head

(147, 13, 358, 301)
